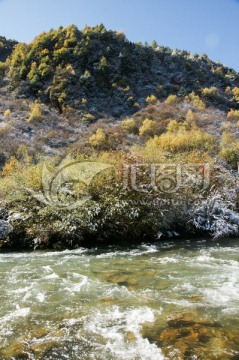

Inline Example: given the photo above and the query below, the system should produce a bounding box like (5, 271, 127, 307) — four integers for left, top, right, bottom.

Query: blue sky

(0, 0, 238, 71)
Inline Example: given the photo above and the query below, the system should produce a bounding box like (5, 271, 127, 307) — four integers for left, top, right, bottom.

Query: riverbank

(1, 180, 239, 251)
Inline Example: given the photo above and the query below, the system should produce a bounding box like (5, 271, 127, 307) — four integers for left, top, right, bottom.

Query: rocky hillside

(0, 25, 239, 249)
(2, 24, 239, 119)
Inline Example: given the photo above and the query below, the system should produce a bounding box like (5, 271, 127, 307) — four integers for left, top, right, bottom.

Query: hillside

(0, 25, 239, 250)
(3, 24, 239, 119)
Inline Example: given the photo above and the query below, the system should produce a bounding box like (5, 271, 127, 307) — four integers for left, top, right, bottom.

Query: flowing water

(0, 239, 239, 359)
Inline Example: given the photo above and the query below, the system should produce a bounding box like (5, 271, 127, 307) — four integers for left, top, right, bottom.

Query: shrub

(186, 109, 197, 123)
(219, 130, 239, 168)
(121, 118, 138, 134)
(227, 109, 239, 121)
(219, 148, 238, 168)
(166, 119, 179, 133)
(146, 128, 215, 153)
(139, 118, 158, 138)
(82, 113, 96, 123)
(186, 92, 206, 110)
(232, 87, 239, 103)
(4, 109, 11, 118)
(28, 101, 43, 123)
(2, 157, 19, 177)
(164, 94, 178, 105)
(146, 95, 158, 104)
(184, 110, 197, 130)
(81, 98, 88, 105)
(98, 56, 107, 72)
(201, 86, 220, 100)
(220, 130, 236, 147)
(89, 128, 107, 148)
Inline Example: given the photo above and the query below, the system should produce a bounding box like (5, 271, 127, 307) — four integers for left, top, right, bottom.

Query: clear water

(0, 239, 239, 359)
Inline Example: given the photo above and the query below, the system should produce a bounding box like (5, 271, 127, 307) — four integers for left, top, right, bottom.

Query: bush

(4, 109, 11, 118)
(227, 109, 239, 121)
(219, 130, 239, 168)
(166, 119, 179, 133)
(89, 128, 107, 148)
(81, 98, 88, 105)
(186, 92, 206, 110)
(1, 157, 19, 177)
(146, 95, 158, 104)
(139, 118, 158, 138)
(121, 118, 138, 134)
(220, 130, 236, 147)
(28, 101, 43, 123)
(184, 110, 197, 130)
(201, 86, 220, 100)
(146, 128, 215, 153)
(232, 87, 239, 103)
(82, 113, 96, 123)
(219, 147, 238, 168)
(164, 94, 178, 105)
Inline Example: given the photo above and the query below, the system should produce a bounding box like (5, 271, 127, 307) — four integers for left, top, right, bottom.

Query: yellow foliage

(232, 87, 239, 103)
(139, 118, 157, 138)
(146, 95, 158, 104)
(4, 109, 11, 118)
(82, 113, 95, 122)
(220, 130, 237, 147)
(164, 94, 178, 105)
(146, 128, 214, 153)
(89, 128, 107, 148)
(121, 118, 137, 134)
(184, 110, 197, 130)
(201, 86, 220, 99)
(28, 101, 43, 123)
(186, 109, 197, 123)
(186, 92, 206, 110)
(81, 98, 88, 104)
(227, 109, 239, 120)
(166, 119, 179, 133)
(2, 157, 19, 177)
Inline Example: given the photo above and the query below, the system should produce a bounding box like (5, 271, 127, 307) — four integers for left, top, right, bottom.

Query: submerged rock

(0, 337, 29, 359)
(166, 312, 220, 328)
(141, 311, 239, 359)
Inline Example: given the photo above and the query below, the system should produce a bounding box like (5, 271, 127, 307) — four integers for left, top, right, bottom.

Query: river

(0, 238, 239, 359)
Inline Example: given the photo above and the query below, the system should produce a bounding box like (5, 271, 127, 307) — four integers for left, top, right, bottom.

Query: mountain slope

(4, 24, 239, 118)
